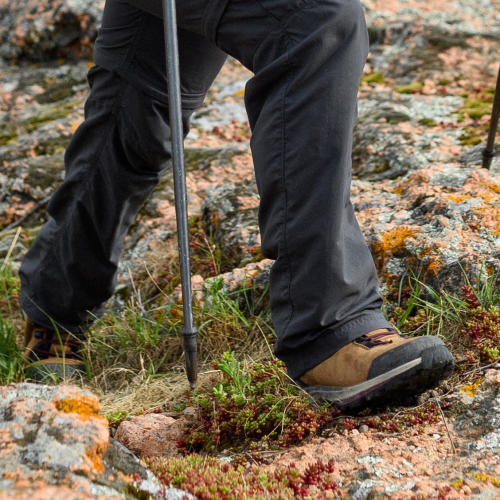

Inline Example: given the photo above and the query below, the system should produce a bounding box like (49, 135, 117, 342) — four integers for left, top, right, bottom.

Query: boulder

(0, 383, 191, 499)
(199, 162, 500, 298)
(114, 413, 184, 459)
(0, 0, 104, 62)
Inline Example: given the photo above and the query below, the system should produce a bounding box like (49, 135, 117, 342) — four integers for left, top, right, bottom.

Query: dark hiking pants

(19, 0, 392, 379)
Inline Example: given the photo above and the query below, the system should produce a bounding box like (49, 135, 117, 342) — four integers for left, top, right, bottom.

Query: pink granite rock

(114, 413, 184, 459)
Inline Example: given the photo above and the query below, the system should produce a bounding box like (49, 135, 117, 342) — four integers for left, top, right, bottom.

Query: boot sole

(25, 359, 85, 382)
(296, 344, 454, 411)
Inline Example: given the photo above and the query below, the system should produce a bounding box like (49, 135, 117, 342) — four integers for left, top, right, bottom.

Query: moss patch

(361, 71, 385, 84)
(0, 127, 18, 146)
(21, 100, 82, 133)
(419, 117, 438, 127)
(395, 82, 424, 94)
(459, 127, 482, 146)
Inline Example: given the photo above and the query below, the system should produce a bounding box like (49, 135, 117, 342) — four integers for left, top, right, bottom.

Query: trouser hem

(284, 312, 394, 380)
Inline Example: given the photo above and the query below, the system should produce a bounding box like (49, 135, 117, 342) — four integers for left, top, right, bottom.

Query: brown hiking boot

(296, 329, 454, 410)
(24, 318, 86, 381)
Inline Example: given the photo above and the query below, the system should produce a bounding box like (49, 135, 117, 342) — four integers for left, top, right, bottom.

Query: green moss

(373, 159, 391, 174)
(458, 95, 494, 121)
(184, 147, 223, 171)
(0, 127, 18, 146)
(33, 137, 68, 156)
(21, 100, 82, 133)
(438, 78, 452, 86)
(361, 71, 385, 84)
(419, 118, 438, 127)
(459, 128, 482, 146)
(395, 81, 424, 94)
(35, 77, 83, 104)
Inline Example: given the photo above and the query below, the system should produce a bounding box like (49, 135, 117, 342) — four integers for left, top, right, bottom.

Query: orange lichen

(427, 260, 442, 277)
(470, 206, 500, 235)
(374, 227, 418, 255)
(85, 445, 105, 473)
(478, 178, 500, 195)
(54, 395, 101, 419)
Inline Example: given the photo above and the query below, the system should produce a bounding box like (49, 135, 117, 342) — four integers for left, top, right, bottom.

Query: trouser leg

(19, 1, 226, 333)
(20, 0, 391, 381)
(215, 0, 393, 378)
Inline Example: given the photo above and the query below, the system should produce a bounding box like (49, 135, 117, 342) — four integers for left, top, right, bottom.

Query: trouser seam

(280, 31, 295, 335)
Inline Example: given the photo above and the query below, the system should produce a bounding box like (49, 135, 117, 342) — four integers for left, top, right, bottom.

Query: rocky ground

(1, 0, 500, 498)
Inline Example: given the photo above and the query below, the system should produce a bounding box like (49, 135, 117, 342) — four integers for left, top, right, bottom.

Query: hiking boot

(24, 318, 86, 381)
(295, 329, 454, 411)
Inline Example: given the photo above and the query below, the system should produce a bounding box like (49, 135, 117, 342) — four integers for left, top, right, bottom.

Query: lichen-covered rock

(353, 93, 464, 179)
(168, 259, 273, 314)
(199, 162, 500, 298)
(0, 383, 190, 499)
(0, 61, 89, 233)
(202, 181, 260, 266)
(0, 0, 104, 62)
(263, 366, 500, 499)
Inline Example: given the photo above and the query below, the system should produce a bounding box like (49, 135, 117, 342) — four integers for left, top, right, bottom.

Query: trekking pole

(482, 64, 500, 169)
(162, 0, 198, 389)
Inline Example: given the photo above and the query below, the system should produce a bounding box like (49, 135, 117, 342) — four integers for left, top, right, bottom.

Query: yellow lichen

(479, 178, 500, 195)
(472, 472, 500, 487)
(460, 377, 483, 397)
(450, 478, 463, 489)
(447, 194, 470, 203)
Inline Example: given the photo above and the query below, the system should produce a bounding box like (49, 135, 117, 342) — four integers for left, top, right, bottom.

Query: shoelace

(30, 328, 81, 359)
(357, 329, 406, 347)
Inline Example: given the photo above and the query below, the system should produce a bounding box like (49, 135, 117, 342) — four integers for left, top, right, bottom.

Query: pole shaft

(483, 65, 500, 169)
(162, 0, 197, 387)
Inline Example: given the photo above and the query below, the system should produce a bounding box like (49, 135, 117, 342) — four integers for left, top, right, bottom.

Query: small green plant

(0, 252, 23, 384)
(178, 352, 332, 452)
(106, 410, 130, 429)
(390, 267, 500, 367)
(145, 454, 337, 500)
(0, 315, 23, 384)
(461, 284, 499, 363)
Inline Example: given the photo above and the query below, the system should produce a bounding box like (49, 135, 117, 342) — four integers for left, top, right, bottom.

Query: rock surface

(1, 0, 500, 498)
(0, 0, 104, 61)
(114, 413, 184, 459)
(0, 383, 190, 499)
(263, 368, 500, 499)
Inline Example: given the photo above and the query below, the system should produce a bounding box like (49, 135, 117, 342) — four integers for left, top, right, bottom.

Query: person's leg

(19, 0, 226, 336)
(213, 0, 453, 407)
(213, 0, 390, 375)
